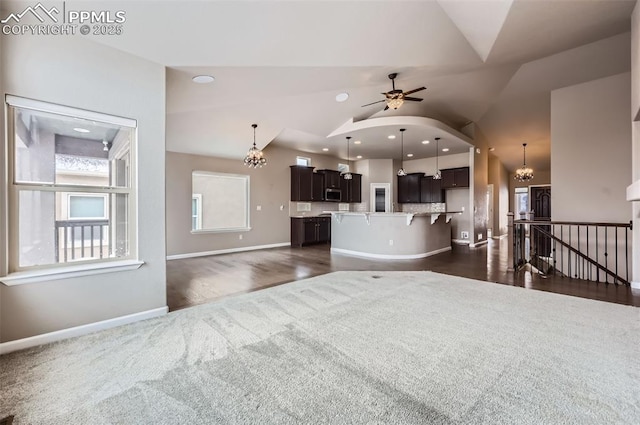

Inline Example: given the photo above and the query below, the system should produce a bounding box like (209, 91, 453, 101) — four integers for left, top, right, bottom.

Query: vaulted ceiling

(82, 0, 635, 172)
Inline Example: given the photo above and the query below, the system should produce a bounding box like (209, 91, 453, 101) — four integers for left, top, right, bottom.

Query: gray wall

(166, 146, 343, 256)
(551, 72, 631, 223)
(488, 153, 510, 237)
(0, 34, 166, 342)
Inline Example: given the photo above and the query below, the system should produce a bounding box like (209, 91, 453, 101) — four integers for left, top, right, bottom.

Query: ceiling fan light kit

(362, 73, 426, 111)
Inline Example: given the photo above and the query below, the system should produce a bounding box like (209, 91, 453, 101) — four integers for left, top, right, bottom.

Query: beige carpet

(1, 271, 639, 424)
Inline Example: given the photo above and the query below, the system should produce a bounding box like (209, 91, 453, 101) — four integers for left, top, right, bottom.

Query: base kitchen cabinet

(291, 216, 331, 247)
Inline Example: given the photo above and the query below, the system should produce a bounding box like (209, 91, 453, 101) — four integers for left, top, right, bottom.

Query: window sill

(191, 227, 251, 234)
(0, 260, 145, 286)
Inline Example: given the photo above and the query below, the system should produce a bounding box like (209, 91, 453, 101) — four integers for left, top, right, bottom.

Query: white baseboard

(0, 306, 168, 355)
(330, 246, 451, 260)
(470, 239, 489, 248)
(631, 281, 640, 290)
(452, 239, 470, 245)
(167, 242, 290, 260)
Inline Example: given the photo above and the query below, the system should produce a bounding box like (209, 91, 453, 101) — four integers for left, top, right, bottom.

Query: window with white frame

(192, 194, 202, 231)
(191, 171, 250, 232)
(5, 96, 137, 271)
(296, 156, 311, 166)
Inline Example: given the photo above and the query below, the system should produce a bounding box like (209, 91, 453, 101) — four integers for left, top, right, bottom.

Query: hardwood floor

(167, 239, 640, 311)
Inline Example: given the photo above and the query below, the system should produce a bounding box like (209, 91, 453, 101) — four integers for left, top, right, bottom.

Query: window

(192, 194, 202, 231)
(191, 171, 250, 232)
(296, 156, 311, 166)
(515, 187, 529, 215)
(6, 96, 137, 271)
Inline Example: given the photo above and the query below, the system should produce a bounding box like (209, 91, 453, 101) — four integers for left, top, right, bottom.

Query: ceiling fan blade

(403, 87, 426, 96)
(403, 97, 423, 102)
(361, 99, 386, 107)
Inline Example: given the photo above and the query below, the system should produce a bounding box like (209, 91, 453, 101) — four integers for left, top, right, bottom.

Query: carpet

(1, 271, 639, 424)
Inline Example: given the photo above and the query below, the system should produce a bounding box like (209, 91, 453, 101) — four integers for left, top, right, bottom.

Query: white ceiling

(75, 0, 636, 171)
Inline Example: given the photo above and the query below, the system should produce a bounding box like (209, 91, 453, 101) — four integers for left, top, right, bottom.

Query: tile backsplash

(400, 203, 446, 213)
(289, 201, 351, 216)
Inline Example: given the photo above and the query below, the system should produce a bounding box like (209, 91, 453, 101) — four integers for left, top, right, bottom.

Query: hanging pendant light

(433, 137, 442, 180)
(243, 124, 267, 168)
(514, 143, 533, 182)
(397, 128, 407, 176)
(344, 136, 353, 180)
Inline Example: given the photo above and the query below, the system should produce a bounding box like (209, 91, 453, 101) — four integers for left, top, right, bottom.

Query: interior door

(530, 186, 551, 257)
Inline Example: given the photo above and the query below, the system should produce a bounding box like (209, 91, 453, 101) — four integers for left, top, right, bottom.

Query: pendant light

(433, 137, 442, 180)
(397, 128, 407, 176)
(243, 124, 267, 168)
(344, 136, 353, 180)
(514, 143, 533, 181)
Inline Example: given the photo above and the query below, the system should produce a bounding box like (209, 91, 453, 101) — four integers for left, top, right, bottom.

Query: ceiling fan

(361, 73, 426, 111)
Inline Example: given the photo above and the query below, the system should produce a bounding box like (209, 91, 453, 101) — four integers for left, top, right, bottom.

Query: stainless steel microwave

(325, 188, 342, 202)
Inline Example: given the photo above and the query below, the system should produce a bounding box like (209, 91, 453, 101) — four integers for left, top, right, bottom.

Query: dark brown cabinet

(290, 166, 314, 201)
(397, 173, 423, 203)
(340, 173, 362, 203)
(291, 216, 331, 247)
(316, 170, 341, 189)
(441, 167, 469, 189)
(420, 176, 444, 203)
(312, 173, 324, 201)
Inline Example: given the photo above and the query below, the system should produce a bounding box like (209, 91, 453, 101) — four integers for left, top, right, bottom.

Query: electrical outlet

(239, 234, 243, 240)
(279, 205, 284, 211)
(461, 206, 465, 212)
(478, 233, 483, 240)
(461, 231, 469, 239)
(389, 239, 394, 246)
(256, 205, 261, 211)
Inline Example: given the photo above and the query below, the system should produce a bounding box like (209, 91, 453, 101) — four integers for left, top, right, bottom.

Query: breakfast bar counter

(330, 212, 459, 259)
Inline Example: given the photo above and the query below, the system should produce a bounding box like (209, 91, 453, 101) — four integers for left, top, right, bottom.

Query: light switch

(256, 205, 261, 211)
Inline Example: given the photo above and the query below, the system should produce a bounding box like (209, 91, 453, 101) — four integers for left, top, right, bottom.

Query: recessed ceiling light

(335, 92, 349, 102)
(407, 153, 414, 158)
(356, 155, 362, 159)
(388, 135, 396, 139)
(442, 148, 450, 152)
(73, 127, 90, 133)
(322, 148, 329, 151)
(421, 140, 430, 144)
(354, 140, 362, 145)
(192, 75, 214, 84)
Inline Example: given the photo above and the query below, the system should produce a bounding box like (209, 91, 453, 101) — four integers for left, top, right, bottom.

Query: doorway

(370, 183, 391, 212)
(530, 185, 551, 257)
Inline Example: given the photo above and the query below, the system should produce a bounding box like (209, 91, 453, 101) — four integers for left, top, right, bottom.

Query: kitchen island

(330, 212, 460, 259)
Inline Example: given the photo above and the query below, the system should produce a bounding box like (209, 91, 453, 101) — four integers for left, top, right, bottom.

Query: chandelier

(344, 136, 353, 180)
(514, 143, 533, 182)
(433, 137, 442, 180)
(243, 124, 266, 168)
(387, 97, 404, 110)
(397, 128, 407, 176)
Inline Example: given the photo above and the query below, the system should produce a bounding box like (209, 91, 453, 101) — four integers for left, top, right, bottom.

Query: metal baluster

(552, 224, 556, 276)
(615, 226, 619, 285)
(586, 226, 590, 281)
(596, 226, 599, 282)
(560, 226, 564, 279)
(604, 227, 608, 284)
(626, 223, 630, 285)
(568, 226, 571, 279)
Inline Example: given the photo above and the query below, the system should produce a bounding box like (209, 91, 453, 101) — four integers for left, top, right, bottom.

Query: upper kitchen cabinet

(441, 167, 469, 189)
(290, 165, 314, 201)
(316, 169, 341, 189)
(312, 173, 324, 201)
(340, 173, 362, 203)
(420, 176, 444, 203)
(397, 173, 423, 203)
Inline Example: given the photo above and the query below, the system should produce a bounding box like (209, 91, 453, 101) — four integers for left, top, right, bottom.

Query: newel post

(507, 212, 515, 272)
